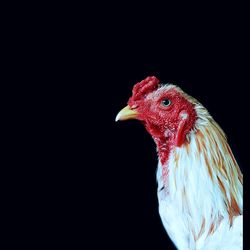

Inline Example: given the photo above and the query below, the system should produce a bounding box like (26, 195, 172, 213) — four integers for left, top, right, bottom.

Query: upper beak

(115, 105, 139, 121)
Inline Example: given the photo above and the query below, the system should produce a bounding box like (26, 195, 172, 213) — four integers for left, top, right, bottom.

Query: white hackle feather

(156, 85, 243, 250)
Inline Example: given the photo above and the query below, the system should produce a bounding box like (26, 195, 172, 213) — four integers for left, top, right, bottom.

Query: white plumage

(156, 89, 243, 250)
(116, 77, 243, 250)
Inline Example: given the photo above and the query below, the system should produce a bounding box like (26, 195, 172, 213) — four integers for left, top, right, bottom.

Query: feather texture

(116, 78, 243, 250)
(157, 91, 243, 250)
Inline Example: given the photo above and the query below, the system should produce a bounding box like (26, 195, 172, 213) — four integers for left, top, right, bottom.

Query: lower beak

(115, 105, 139, 121)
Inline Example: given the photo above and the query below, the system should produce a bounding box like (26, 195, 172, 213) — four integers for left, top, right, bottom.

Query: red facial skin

(128, 76, 197, 165)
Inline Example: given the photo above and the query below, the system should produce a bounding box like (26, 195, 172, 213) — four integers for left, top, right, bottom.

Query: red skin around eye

(128, 77, 197, 166)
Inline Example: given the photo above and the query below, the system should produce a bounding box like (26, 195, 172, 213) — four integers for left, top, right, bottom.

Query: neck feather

(158, 118, 243, 239)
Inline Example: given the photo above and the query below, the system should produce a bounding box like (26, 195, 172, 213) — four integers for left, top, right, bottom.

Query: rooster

(116, 76, 243, 250)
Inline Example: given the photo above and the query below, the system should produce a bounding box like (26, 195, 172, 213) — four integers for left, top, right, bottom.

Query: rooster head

(116, 76, 197, 147)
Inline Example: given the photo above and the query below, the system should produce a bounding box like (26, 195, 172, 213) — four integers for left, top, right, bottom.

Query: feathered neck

(159, 115, 243, 240)
(189, 119, 243, 222)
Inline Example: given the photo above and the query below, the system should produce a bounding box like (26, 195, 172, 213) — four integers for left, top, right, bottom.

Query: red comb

(131, 76, 160, 101)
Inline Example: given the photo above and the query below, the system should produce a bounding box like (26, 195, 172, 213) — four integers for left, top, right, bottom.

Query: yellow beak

(115, 105, 139, 121)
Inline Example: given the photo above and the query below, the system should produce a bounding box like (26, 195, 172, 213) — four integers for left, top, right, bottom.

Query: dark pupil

(162, 99, 170, 106)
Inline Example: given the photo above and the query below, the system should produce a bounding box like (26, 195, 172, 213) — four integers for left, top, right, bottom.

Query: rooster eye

(161, 99, 171, 107)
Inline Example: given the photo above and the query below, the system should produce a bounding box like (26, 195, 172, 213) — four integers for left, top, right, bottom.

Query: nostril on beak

(131, 104, 138, 109)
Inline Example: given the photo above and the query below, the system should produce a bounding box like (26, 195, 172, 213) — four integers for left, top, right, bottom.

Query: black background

(14, 3, 249, 249)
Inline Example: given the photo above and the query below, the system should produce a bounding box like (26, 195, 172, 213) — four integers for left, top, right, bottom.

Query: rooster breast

(157, 161, 242, 250)
(156, 126, 242, 250)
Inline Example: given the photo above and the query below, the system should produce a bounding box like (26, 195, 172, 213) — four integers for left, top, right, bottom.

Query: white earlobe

(180, 111, 188, 120)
